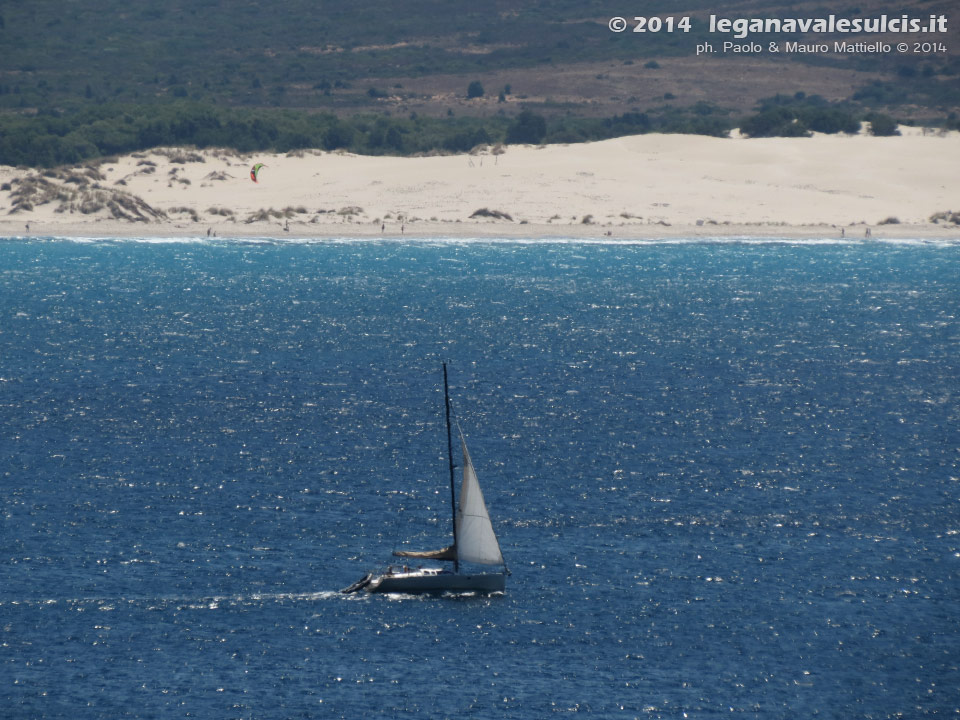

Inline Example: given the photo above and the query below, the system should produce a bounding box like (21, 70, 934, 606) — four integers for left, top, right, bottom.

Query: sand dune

(1, 128, 958, 239)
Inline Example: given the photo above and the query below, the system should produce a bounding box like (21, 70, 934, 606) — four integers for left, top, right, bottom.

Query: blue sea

(1, 236, 958, 719)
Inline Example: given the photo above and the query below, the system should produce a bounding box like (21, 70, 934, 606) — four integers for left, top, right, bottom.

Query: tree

(868, 114, 899, 136)
(385, 126, 403, 151)
(443, 127, 491, 152)
(506, 110, 547, 144)
(467, 81, 484, 99)
(323, 120, 354, 150)
(802, 108, 859, 134)
(740, 107, 809, 137)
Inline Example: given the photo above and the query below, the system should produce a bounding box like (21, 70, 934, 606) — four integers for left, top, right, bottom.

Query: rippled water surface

(2, 237, 958, 718)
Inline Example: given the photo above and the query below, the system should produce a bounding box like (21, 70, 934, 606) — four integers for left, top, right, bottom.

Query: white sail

(455, 435, 504, 566)
(344, 365, 508, 594)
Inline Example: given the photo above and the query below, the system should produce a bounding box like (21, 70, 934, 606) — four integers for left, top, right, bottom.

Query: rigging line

(443, 362, 459, 572)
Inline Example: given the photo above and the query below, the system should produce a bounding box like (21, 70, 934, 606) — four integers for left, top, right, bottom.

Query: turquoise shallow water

(1, 237, 958, 718)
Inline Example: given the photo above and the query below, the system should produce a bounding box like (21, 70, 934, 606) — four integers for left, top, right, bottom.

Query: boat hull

(365, 569, 505, 594)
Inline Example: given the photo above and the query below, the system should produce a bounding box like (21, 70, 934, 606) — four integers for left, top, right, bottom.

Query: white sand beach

(1, 128, 958, 239)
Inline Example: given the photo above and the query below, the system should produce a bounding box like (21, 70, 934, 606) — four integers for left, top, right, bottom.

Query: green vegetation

(735, 89, 960, 138)
(466, 81, 485, 100)
(867, 113, 899, 136)
(506, 110, 547, 144)
(1, 1, 956, 167)
(930, 210, 960, 225)
(739, 94, 863, 138)
(3, 89, 954, 168)
(0, 103, 496, 166)
(4, 0, 954, 114)
(0, 0, 692, 112)
(0, 101, 741, 168)
(853, 75, 960, 110)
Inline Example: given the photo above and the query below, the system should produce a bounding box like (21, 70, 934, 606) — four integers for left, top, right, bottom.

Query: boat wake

(0, 590, 349, 612)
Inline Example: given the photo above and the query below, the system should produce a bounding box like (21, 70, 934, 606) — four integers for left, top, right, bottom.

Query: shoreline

(2, 220, 958, 242)
(2, 131, 959, 242)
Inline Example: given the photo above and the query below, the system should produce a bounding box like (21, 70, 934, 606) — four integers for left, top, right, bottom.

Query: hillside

(0, 1, 957, 167)
(1, 0, 956, 116)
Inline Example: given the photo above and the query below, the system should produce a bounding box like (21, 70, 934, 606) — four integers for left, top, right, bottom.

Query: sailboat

(342, 364, 508, 594)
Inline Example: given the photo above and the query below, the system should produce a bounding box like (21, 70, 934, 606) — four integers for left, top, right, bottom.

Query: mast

(443, 362, 459, 572)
